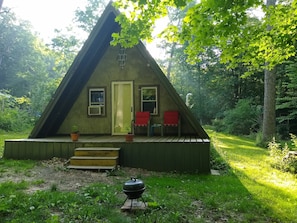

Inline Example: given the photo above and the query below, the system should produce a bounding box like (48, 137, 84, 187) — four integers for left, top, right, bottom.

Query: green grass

(0, 131, 36, 176)
(0, 129, 296, 222)
(209, 129, 297, 222)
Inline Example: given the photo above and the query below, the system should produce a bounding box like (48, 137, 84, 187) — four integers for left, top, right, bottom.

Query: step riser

(69, 147, 120, 170)
(68, 165, 115, 170)
(75, 151, 119, 157)
(70, 159, 118, 166)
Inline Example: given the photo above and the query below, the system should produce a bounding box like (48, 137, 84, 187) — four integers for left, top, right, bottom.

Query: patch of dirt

(0, 157, 149, 193)
(0, 158, 257, 222)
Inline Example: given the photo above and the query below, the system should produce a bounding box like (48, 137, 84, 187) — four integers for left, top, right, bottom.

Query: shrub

(0, 111, 13, 131)
(255, 130, 267, 148)
(0, 92, 33, 132)
(214, 99, 261, 135)
(212, 118, 225, 132)
(210, 145, 229, 172)
(268, 136, 297, 174)
(0, 108, 32, 132)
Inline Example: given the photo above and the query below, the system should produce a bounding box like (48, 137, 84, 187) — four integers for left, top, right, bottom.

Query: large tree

(112, 0, 296, 142)
(262, 0, 276, 142)
(74, 0, 107, 33)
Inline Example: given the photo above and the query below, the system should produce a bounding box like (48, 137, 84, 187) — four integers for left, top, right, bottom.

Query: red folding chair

(132, 112, 151, 136)
(162, 111, 181, 137)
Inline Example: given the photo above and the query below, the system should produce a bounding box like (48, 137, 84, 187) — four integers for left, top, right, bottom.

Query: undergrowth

(210, 143, 229, 173)
(268, 135, 297, 174)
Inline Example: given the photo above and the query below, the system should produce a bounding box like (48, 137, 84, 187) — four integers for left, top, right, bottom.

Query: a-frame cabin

(4, 2, 210, 173)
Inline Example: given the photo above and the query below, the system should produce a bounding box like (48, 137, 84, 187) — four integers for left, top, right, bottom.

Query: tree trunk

(262, 0, 277, 142)
(0, 0, 3, 12)
(262, 67, 276, 142)
(166, 43, 176, 81)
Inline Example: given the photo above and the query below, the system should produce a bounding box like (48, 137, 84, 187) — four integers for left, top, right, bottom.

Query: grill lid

(123, 178, 145, 191)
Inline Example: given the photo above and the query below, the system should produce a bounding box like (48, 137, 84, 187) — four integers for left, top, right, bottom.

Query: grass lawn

(0, 129, 296, 222)
(209, 129, 297, 222)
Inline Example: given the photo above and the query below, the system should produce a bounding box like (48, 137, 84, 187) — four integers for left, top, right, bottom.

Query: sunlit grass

(208, 128, 297, 222)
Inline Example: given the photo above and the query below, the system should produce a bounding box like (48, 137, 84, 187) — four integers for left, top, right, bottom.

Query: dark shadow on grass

(140, 168, 278, 222)
(205, 130, 289, 222)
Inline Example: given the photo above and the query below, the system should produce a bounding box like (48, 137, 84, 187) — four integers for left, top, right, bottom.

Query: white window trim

(141, 86, 158, 115)
(88, 88, 105, 116)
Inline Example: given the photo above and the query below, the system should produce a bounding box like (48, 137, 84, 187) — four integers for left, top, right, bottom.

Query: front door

(112, 81, 133, 135)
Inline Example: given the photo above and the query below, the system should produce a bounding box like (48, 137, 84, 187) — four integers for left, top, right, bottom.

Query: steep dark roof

(30, 2, 209, 139)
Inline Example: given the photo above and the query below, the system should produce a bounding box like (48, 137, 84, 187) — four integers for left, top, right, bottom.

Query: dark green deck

(4, 135, 210, 173)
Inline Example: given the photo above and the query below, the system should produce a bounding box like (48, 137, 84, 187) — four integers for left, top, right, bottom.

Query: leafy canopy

(112, 0, 297, 72)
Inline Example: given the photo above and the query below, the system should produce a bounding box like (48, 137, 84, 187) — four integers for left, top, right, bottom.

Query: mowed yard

(0, 129, 296, 222)
(209, 129, 297, 222)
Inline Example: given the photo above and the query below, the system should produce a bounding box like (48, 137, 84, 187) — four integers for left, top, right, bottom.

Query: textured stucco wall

(57, 45, 194, 135)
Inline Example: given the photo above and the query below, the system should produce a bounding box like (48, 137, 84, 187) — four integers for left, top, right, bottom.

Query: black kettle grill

(123, 178, 146, 208)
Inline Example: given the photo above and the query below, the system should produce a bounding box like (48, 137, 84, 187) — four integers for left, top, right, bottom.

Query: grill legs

(122, 196, 146, 209)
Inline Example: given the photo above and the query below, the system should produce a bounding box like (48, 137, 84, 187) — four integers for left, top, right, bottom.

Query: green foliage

(112, 0, 297, 72)
(71, 125, 79, 133)
(268, 136, 297, 174)
(268, 138, 289, 169)
(168, 44, 264, 125)
(0, 10, 35, 95)
(169, 46, 231, 124)
(155, 6, 264, 127)
(0, 92, 33, 132)
(0, 7, 84, 128)
(74, 0, 107, 33)
(215, 99, 261, 135)
(0, 8, 76, 124)
(263, 1, 297, 68)
(0, 10, 62, 98)
(255, 130, 267, 148)
(276, 60, 297, 136)
(112, 0, 178, 47)
(210, 143, 229, 172)
(29, 79, 61, 119)
(49, 28, 81, 74)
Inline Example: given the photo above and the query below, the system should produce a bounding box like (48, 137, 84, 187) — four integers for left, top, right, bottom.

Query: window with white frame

(88, 88, 105, 116)
(141, 86, 158, 115)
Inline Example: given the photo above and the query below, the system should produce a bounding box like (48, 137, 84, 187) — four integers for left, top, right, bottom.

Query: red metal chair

(132, 112, 151, 136)
(162, 111, 181, 137)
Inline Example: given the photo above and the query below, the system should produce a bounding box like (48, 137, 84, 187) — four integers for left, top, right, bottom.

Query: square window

(88, 88, 105, 116)
(141, 87, 158, 115)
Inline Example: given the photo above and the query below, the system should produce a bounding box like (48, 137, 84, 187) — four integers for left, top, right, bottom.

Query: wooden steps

(68, 147, 120, 170)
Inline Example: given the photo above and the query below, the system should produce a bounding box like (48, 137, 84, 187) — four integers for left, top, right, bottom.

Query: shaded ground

(0, 158, 149, 193)
(0, 157, 279, 222)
